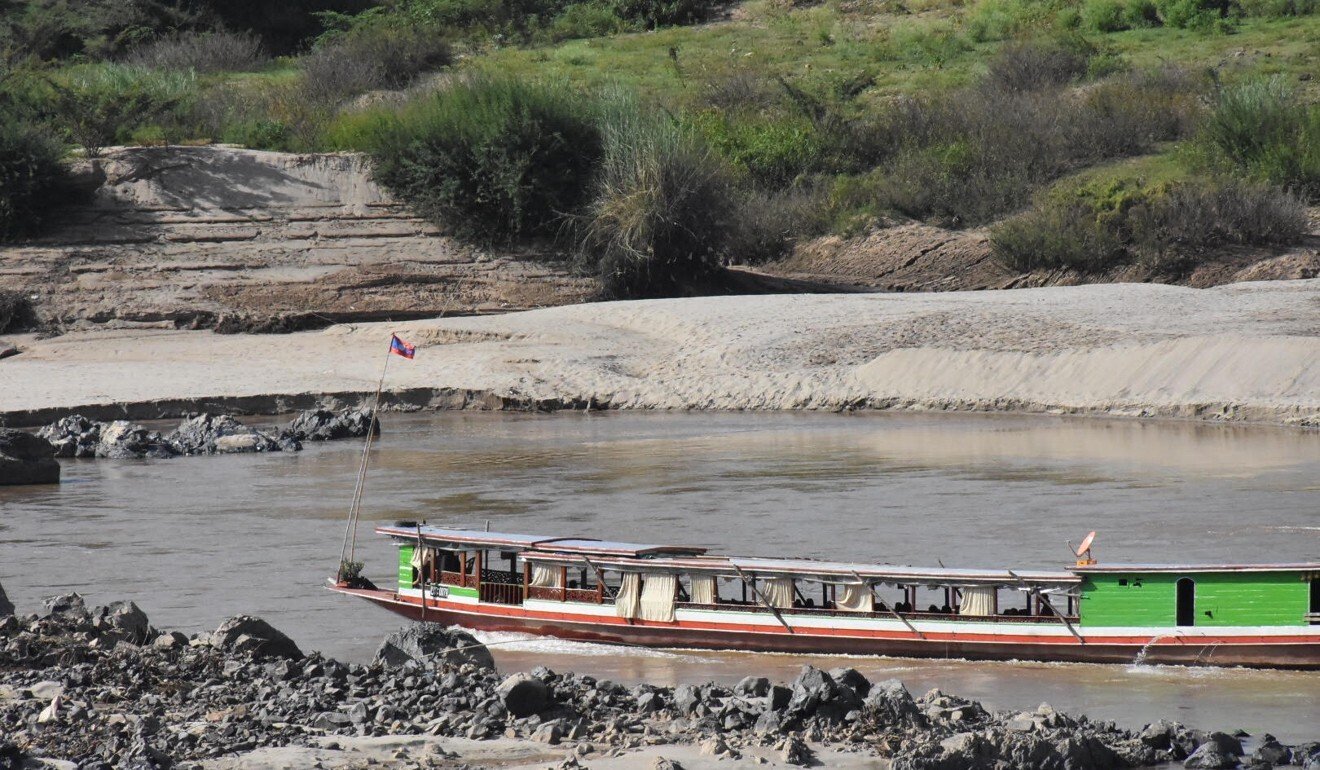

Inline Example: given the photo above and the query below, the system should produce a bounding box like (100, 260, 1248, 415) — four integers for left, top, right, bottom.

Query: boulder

(779, 735, 815, 766)
(1251, 738, 1291, 766)
(96, 420, 173, 459)
(210, 615, 303, 660)
(91, 600, 151, 644)
(828, 667, 871, 698)
(0, 429, 60, 485)
(1204, 732, 1245, 757)
(36, 415, 102, 458)
(167, 414, 293, 456)
(787, 666, 838, 717)
(286, 408, 379, 442)
(373, 625, 494, 670)
(497, 673, 550, 717)
(673, 683, 702, 715)
(734, 676, 771, 698)
(43, 593, 91, 622)
(0, 580, 13, 617)
(1184, 743, 1240, 769)
(865, 679, 921, 724)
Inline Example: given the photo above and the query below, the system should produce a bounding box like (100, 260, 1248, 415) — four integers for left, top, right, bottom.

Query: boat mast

(336, 338, 396, 580)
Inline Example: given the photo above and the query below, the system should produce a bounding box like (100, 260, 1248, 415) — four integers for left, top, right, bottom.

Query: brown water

(1, 412, 1317, 740)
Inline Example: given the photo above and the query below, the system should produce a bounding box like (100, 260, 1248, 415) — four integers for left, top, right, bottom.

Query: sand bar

(2, 279, 1318, 426)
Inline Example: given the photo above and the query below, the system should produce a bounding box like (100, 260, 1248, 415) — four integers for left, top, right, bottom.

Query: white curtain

(836, 582, 873, 612)
(530, 564, 562, 587)
(960, 586, 997, 616)
(690, 575, 717, 604)
(638, 574, 678, 622)
(615, 573, 642, 619)
(762, 577, 795, 609)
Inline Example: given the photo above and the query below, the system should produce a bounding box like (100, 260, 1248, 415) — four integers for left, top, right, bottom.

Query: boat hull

(334, 586, 1320, 669)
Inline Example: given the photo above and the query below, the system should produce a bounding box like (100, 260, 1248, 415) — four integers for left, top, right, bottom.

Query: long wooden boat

(331, 525, 1320, 669)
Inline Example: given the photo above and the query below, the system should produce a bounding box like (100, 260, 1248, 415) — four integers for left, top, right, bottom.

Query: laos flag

(390, 334, 415, 359)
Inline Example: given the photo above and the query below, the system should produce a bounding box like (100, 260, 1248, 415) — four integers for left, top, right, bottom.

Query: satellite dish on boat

(1068, 531, 1097, 566)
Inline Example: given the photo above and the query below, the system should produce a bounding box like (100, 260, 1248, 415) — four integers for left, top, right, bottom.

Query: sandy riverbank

(1, 279, 1318, 426)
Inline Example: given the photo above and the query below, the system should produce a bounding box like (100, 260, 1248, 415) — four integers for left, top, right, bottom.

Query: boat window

(638, 574, 678, 622)
(1176, 577, 1196, 626)
(959, 586, 997, 616)
(763, 577, 795, 609)
(689, 575, 717, 604)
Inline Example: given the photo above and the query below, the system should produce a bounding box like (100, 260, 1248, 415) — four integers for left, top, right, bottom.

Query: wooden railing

(676, 602, 1077, 624)
(480, 582, 524, 605)
(440, 570, 467, 587)
(526, 586, 606, 603)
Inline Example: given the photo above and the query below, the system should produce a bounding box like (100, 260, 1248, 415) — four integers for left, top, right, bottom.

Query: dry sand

(2, 279, 1318, 426)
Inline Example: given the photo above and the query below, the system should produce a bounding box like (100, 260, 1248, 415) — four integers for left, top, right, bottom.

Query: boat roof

(521, 552, 1078, 586)
(1073, 563, 1320, 574)
(376, 525, 707, 558)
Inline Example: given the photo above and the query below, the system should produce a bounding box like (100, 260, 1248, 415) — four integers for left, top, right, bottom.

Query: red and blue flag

(390, 334, 415, 359)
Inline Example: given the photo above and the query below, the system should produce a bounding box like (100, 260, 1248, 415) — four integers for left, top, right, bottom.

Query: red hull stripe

(344, 589, 1314, 648)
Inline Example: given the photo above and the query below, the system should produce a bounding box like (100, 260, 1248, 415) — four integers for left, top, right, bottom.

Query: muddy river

(2, 412, 1317, 740)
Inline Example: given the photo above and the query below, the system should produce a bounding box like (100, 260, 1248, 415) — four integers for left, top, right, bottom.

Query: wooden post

(474, 551, 483, 597)
(560, 567, 568, 601)
(523, 563, 531, 592)
(459, 552, 468, 588)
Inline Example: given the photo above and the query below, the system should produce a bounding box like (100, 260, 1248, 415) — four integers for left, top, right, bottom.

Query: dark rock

(734, 676, 771, 698)
(1252, 738, 1291, 766)
(36, 415, 102, 458)
(91, 600, 151, 644)
(1205, 732, 1245, 757)
(0, 742, 25, 770)
(0, 429, 60, 485)
(167, 414, 289, 455)
(1141, 720, 1180, 751)
(779, 735, 815, 766)
(636, 691, 663, 713)
(652, 758, 684, 770)
(210, 615, 304, 659)
(0, 579, 12, 617)
(286, 408, 379, 442)
(497, 673, 550, 717)
(43, 593, 90, 621)
(787, 666, 839, 717)
(865, 678, 920, 724)
(96, 420, 173, 459)
(673, 683, 702, 715)
(373, 625, 494, 670)
(828, 667, 871, 698)
(1184, 743, 1241, 769)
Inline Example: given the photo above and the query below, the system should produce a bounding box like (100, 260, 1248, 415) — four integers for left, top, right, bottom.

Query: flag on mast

(390, 334, 416, 359)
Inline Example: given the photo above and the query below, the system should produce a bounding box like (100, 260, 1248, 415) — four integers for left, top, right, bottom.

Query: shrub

(1081, 0, 1132, 30)
(1238, 0, 1316, 14)
(1194, 76, 1320, 199)
(0, 117, 66, 241)
(964, 0, 1064, 42)
(608, 0, 721, 27)
(300, 23, 452, 104)
(982, 37, 1094, 92)
(194, 0, 377, 55)
(369, 76, 602, 243)
(726, 185, 829, 263)
(545, 4, 631, 41)
(123, 30, 266, 74)
(991, 177, 1307, 273)
(45, 65, 194, 157)
(1152, 0, 1238, 28)
(581, 93, 736, 298)
(691, 110, 825, 188)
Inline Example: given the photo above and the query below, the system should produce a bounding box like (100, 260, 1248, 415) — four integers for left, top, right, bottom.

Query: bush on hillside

(0, 0, 206, 63)
(0, 117, 66, 242)
(45, 65, 194, 156)
(982, 37, 1094, 92)
(368, 76, 602, 243)
(124, 30, 266, 74)
(301, 23, 451, 104)
(990, 177, 1307, 273)
(581, 93, 737, 298)
(725, 185, 830, 263)
(1193, 76, 1320, 199)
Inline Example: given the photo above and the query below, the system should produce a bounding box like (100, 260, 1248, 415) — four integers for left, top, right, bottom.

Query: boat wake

(468, 630, 718, 662)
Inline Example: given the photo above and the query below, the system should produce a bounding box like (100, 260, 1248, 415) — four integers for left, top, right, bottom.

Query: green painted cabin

(1077, 565, 1319, 628)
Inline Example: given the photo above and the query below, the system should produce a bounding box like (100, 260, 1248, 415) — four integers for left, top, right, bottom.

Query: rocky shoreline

(1, 592, 1314, 770)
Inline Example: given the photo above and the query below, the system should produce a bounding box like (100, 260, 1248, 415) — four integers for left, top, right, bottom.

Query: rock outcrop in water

(34, 409, 375, 460)
(286, 407, 379, 442)
(0, 428, 59, 485)
(2, 594, 1316, 770)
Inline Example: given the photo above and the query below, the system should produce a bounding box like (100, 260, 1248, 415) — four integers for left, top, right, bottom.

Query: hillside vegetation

(1, 0, 1317, 296)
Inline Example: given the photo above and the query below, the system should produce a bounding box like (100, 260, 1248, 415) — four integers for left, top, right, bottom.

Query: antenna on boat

(1067, 531, 1098, 566)
(336, 332, 417, 582)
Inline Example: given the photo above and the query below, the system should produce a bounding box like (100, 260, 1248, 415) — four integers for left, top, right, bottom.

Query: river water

(1, 412, 1317, 740)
